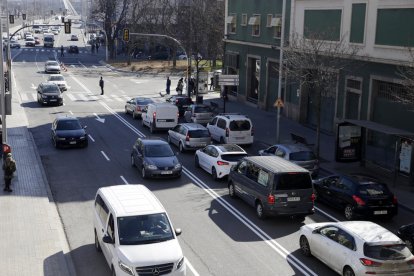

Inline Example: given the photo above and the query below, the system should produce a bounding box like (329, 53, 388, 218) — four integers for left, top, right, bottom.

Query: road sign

(274, 98, 284, 108)
(64, 22, 71, 34)
(9, 15, 14, 24)
(218, 74, 239, 86)
(123, 28, 129, 42)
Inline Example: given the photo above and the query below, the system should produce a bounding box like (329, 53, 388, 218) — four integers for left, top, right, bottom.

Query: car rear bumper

(265, 204, 315, 217)
(145, 168, 182, 178)
(56, 138, 88, 148)
(41, 98, 63, 105)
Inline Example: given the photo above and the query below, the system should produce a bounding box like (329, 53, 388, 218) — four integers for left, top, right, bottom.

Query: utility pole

(276, 0, 286, 143)
(0, 1, 7, 144)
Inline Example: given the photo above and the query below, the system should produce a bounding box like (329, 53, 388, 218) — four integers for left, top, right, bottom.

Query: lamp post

(276, 0, 286, 143)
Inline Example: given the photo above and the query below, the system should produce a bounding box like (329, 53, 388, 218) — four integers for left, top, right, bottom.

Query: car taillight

(153, 112, 156, 118)
(176, 100, 179, 104)
(352, 195, 365, 206)
(407, 259, 414, 265)
(360, 258, 382, 267)
(225, 128, 229, 137)
(393, 195, 398, 205)
(310, 193, 316, 202)
(136, 106, 141, 111)
(185, 134, 190, 141)
(177, 112, 180, 118)
(217, 161, 229, 166)
(251, 127, 254, 136)
(267, 194, 275, 205)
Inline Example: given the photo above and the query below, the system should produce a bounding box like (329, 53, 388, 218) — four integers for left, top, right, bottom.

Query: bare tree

(397, 48, 414, 105)
(282, 32, 360, 159)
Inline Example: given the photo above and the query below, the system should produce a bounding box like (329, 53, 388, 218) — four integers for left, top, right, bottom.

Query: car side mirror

(312, 228, 320, 234)
(102, 235, 114, 244)
(83, 125, 87, 129)
(175, 228, 182, 236)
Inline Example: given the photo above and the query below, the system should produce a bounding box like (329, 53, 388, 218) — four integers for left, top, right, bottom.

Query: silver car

(44, 61, 61, 74)
(259, 143, 319, 177)
(168, 123, 211, 153)
(124, 97, 154, 119)
(184, 104, 214, 124)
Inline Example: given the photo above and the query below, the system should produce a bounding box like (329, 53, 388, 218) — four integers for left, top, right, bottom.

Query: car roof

(41, 82, 59, 87)
(55, 116, 79, 122)
(49, 74, 63, 77)
(214, 144, 246, 153)
(139, 137, 168, 145)
(243, 156, 309, 173)
(338, 221, 401, 243)
(180, 123, 207, 130)
(274, 143, 314, 153)
(98, 185, 165, 217)
(216, 113, 250, 120)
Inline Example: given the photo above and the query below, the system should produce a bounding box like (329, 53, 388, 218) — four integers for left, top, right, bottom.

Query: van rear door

(228, 119, 252, 143)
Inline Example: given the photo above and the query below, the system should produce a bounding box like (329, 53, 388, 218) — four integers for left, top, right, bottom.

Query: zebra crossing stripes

(20, 48, 90, 54)
(19, 92, 131, 104)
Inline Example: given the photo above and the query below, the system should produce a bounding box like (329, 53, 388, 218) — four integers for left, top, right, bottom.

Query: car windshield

(289, 151, 316, 161)
(358, 183, 389, 196)
(229, 120, 251, 131)
(145, 144, 174, 157)
(49, 76, 64, 81)
(275, 173, 313, 190)
(47, 61, 59, 66)
(56, 120, 82, 130)
(221, 153, 248, 162)
(364, 243, 411, 260)
(137, 99, 153, 105)
(118, 213, 174, 245)
(194, 106, 212, 113)
(43, 85, 60, 93)
(188, 129, 210, 138)
(26, 38, 34, 41)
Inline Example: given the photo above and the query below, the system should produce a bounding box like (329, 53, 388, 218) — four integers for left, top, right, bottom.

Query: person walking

(3, 153, 16, 192)
(99, 76, 104, 95)
(96, 42, 99, 53)
(166, 76, 171, 95)
(176, 78, 184, 95)
(209, 77, 214, 90)
(60, 45, 64, 57)
(91, 43, 95, 54)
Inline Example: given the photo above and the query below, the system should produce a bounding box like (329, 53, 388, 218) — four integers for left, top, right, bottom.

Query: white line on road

(120, 176, 128, 185)
(69, 110, 74, 115)
(88, 134, 95, 142)
(315, 207, 339, 222)
(100, 151, 110, 161)
(185, 258, 200, 276)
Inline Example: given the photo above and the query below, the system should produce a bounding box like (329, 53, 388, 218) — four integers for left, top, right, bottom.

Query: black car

(166, 95, 193, 116)
(397, 223, 414, 253)
(131, 137, 181, 179)
(51, 117, 88, 148)
(68, 45, 79, 54)
(313, 174, 398, 220)
(37, 83, 63, 106)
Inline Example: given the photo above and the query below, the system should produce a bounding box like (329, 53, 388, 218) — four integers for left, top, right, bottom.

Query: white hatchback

(299, 221, 414, 276)
(195, 144, 247, 180)
(47, 74, 67, 91)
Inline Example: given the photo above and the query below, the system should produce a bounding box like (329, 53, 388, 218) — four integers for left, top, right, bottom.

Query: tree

(282, 32, 360, 159)
(397, 48, 414, 105)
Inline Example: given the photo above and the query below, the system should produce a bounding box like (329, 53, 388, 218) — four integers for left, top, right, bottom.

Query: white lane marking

(185, 259, 200, 276)
(98, 101, 317, 276)
(101, 95, 113, 102)
(315, 207, 339, 222)
(66, 93, 76, 101)
(88, 134, 95, 142)
(120, 176, 128, 185)
(78, 61, 87, 69)
(20, 93, 28, 101)
(78, 94, 89, 101)
(100, 151, 110, 161)
(69, 111, 74, 115)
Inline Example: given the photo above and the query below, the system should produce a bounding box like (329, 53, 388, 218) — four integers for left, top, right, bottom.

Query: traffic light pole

(0, 18, 7, 144)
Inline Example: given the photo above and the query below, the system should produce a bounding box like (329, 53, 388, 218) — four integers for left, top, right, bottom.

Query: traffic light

(123, 28, 129, 42)
(9, 15, 14, 24)
(68, 19, 71, 25)
(64, 22, 71, 34)
(22, 14, 26, 20)
(61, 16, 65, 23)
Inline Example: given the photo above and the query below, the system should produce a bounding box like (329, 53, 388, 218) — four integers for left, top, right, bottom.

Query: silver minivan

(228, 156, 315, 219)
(168, 123, 211, 152)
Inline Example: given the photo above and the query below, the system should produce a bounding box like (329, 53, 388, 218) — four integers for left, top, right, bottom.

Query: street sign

(9, 15, 14, 24)
(123, 28, 129, 42)
(274, 98, 284, 108)
(218, 74, 239, 86)
(64, 22, 71, 34)
(22, 14, 26, 20)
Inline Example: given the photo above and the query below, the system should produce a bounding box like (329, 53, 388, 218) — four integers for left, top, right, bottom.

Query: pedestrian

(91, 43, 95, 54)
(3, 153, 16, 192)
(166, 76, 171, 95)
(188, 78, 194, 95)
(60, 45, 64, 57)
(99, 76, 104, 95)
(96, 42, 99, 53)
(209, 77, 214, 90)
(176, 78, 184, 95)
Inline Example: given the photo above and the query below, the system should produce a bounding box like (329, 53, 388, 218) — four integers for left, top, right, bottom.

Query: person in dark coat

(60, 45, 64, 57)
(99, 76, 104, 95)
(3, 153, 16, 192)
(166, 76, 171, 95)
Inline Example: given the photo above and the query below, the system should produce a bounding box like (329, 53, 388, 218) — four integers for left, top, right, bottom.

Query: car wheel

(344, 205, 355, 220)
(53, 138, 58, 148)
(212, 167, 218, 180)
(229, 182, 237, 198)
(404, 239, 414, 253)
(299, 236, 311, 257)
(195, 155, 200, 168)
(131, 155, 136, 167)
(343, 266, 355, 276)
(256, 201, 266, 219)
(179, 142, 185, 153)
(94, 230, 102, 252)
(220, 137, 226, 144)
(141, 166, 147, 179)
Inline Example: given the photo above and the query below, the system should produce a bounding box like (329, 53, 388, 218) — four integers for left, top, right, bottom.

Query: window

(227, 13, 237, 34)
(211, 117, 218, 126)
(350, 3, 366, 44)
(248, 15, 261, 36)
(107, 214, 115, 241)
(276, 173, 313, 190)
(257, 170, 269, 187)
(229, 120, 251, 131)
(246, 163, 260, 182)
(266, 14, 273, 27)
(217, 118, 227, 129)
(375, 8, 414, 47)
(237, 161, 247, 174)
(364, 243, 411, 261)
(95, 195, 109, 224)
(304, 9, 342, 41)
(320, 226, 339, 241)
(336, 230, 356, 250)
(241, 14, 247, 26)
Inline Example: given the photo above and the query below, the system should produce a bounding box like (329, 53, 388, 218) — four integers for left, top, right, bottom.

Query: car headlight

(41, 94, 47, 98)
(145, 164, 157, 170)
(79, 136, 86, 140)
(118, 260, 134, 276)
(177, 256, 185, 270)
(174, 163, 182, 170)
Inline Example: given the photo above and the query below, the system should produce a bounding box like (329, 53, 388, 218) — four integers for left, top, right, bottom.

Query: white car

(206, 114, 254, 145)
(195, 144, 247, 180)
(47, 74, 67, 91)
(299, 221, 414, 276)
(44, 61, 61, 74)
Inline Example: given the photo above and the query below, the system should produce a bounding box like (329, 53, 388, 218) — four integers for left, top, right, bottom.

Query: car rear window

(178, 98, 192, 104)
(364, 243, 411, 261)
(50, 76, 64, 81)
(275, 173, 312, 190)
(221, 153, 248, 162)
(358, 183, 390, 196)
(188, 129, 210, 138)
(229, 120, 251, 131)
(194, 106, 211, 113)
(137, 99, 153, 105)
(289, 151, 316, 161)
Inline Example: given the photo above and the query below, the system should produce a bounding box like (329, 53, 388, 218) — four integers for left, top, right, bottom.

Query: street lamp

(276, 0, 286, 143)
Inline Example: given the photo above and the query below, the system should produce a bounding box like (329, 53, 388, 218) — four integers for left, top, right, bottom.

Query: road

(11, 20, 414, 276)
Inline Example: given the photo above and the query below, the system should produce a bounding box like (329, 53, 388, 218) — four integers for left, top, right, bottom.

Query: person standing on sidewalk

(60, 45, 64, 57)
(96, 42, 100, 53)
(99, 76, 104, 95)
(166, 76, 171, 95)
(3, 153, 16, 192)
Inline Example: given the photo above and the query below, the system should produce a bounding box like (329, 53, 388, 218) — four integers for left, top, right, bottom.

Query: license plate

(234, 137, 243, 140)
(69, 141, 76, 145)
(50, 99, 57, 102)
(287, 197, 300, 202)
(157, 119, 166, 122)
(198, 144, 206, 147)
(161, 171, 172, 175)
(374, 210, 387, 215)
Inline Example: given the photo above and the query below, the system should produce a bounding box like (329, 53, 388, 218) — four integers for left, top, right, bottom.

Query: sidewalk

(0, 70, 76, 275)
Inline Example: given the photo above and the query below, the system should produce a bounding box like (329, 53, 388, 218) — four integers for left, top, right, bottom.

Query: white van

(93, 185, 186, 276)
(142, 103, 178, 133)
(207, 113, 254, 145)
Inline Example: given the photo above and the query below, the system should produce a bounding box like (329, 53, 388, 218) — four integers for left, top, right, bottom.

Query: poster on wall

(399, 139, 412, 174)
(336, 122, 362, 162)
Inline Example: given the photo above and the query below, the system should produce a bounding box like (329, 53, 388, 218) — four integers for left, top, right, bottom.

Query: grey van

(228, 156, 315, 219)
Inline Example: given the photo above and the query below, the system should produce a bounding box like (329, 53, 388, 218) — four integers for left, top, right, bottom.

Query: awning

(226, 16, 235, 24)
(270, 17, 281, 27)
(248, 16, 260, 25)
(344, 119, 414, 137)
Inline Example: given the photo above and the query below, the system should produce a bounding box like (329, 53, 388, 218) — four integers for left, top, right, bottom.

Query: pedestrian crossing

(19, 91, 138, 104)
(18, 48, 91, 54)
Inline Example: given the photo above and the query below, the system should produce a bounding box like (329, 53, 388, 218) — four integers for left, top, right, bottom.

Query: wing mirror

(175, 228, 182, 236)
(102, 234, 114, 244)
(83, 125, 87, 129)
(312, 228, 320, 234)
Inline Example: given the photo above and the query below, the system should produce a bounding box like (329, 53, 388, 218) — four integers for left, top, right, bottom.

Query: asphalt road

(11, 21, 414, 276)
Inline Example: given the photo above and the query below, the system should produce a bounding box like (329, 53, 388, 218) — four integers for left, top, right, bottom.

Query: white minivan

(207, 113, 254, 145)
(142, 103, 179, 133)
(93, 185, 186, 276)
